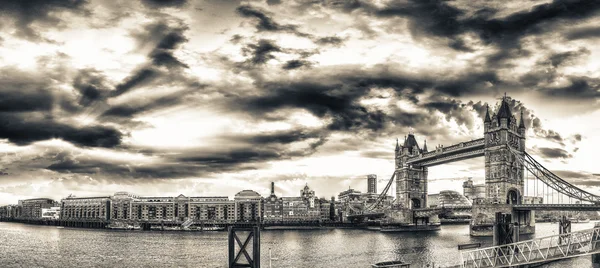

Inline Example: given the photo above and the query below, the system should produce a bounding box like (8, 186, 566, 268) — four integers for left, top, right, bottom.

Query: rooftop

(235, 190, 261, 198)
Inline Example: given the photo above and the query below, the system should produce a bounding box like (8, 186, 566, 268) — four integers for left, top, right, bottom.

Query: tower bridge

(352, 95, 600, 236)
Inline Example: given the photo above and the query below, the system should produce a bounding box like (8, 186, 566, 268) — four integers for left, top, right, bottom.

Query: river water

(0, 221, 595, 267)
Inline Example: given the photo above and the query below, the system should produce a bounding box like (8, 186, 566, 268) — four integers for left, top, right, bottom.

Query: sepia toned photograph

(1, 0, 600, 267)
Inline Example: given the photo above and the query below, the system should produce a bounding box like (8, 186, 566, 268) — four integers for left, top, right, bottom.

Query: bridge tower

(483, 96, 526, 205)
(472, 95, 531, 236)
(395, 134, 428, 209)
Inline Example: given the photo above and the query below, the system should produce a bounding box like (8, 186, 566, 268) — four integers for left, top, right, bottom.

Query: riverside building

(60, 195, 112, 221)
(19, 198, 57, 219)
(234, 190, 262, 222)
(6, 184, 344, 224)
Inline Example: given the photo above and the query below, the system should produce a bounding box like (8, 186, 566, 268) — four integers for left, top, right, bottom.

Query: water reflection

(0, 222, 595, 267)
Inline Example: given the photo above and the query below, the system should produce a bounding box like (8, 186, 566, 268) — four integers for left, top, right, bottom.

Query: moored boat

(372, 260, 410, 268)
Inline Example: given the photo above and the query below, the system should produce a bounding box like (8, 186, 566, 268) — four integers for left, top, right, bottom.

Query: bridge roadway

(513, 203, 600, 211)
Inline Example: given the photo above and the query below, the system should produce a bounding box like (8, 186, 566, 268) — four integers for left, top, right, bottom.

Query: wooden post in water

(592, 222, 600, 268)
(493, 212, 514, 246)
(228, 226, 260, 268)
(558, 216, 571, 245)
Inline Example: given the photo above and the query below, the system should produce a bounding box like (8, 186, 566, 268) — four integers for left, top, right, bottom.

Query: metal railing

(461, 227, 600, 267)
(181, 218, 194, 228)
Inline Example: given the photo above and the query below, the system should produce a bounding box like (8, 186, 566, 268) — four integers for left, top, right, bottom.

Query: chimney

(270, 182, 275, 195)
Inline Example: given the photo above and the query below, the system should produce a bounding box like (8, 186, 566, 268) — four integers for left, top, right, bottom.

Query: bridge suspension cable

(366, 172, 396, 211)
(509, 147, 600, 204)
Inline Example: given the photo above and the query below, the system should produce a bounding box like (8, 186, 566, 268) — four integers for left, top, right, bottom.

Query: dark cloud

(177, 148, 278, 165)
(242, 39, 282, 65)
(540, 77, 600, 100)
(547, 48, 591, 68)
(423, 98, 475, 129)
(0, 87, 53, 113)
(112, 21, 189, 97)
(101, 88, 199, 118)
(228, 66, 515, 144)
(349, 0, 600, 58)
(0, 67, 123, 148)
(72, 69, 111, 106)
(315, 36, 345, 47)
(243, 129, 324, 145)
(282, 59, 312, 70)
(537, 147, 572, 159)
(375, 0, 465, 44)
(230, 34, 243, 44)
(266, 0, 282, 5)
(360, 150, 393, 159)
(1, 0, 89, 41)
(520, 48, 590, 87)
(43, 127, 330, 180)
(46, 152, 198, 179)
(564, 26, 600, 40)
(174, 140, 328, 173)
(236, 5, 299, 33)
(432, 72, 499, 97)
(467, 1, 600, 43)
(0, 113, 122, 148)
(552, 170, 600, 187)
(235, 5, 345, 46)
(238, 80, 389, 132)
(536, 129, 564, 144)
(148, 23, 189, 69)
(111, 68, 158, 97)
(150, 50, 189, 69)
(140, 0, 187, 8)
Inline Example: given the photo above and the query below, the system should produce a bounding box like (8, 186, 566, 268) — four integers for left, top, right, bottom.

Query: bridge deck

(513, 204, 600, 211)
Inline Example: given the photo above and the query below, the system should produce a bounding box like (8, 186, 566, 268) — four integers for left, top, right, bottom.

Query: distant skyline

(0, 0, 599, 204)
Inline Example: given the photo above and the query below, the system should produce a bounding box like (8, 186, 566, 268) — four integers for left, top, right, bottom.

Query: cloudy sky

(0, 0, 599, 204)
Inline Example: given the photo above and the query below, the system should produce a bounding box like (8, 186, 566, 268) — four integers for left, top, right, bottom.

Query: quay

(0, 217, 380, 231)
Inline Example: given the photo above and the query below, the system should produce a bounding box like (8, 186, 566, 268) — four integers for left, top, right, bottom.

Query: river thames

(0, 221, 595, 267)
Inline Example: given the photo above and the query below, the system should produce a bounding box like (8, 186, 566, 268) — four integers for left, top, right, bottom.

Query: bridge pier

(471, 203, 535, 237)
(558, 216, 571, 245)
(493, 212, 519, 246)
(381, 208, 440, 232)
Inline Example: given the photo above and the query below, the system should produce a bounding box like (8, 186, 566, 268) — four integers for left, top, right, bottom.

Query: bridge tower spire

(484, 104, 492, 132)
(483, 95, 524, 205)
(395, 133, 428, 211)
(518, 109, 526, 130)
(473, 94, 530, 236)
(395, 138, 401, 168)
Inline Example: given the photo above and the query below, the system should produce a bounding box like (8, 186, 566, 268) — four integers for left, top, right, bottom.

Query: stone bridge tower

(483, 96, 526, 205)
(395, 133, 428, 209)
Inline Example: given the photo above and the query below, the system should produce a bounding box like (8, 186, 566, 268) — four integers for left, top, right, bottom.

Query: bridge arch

(411, 198, 421, 209)
(506, 188, 520, 205)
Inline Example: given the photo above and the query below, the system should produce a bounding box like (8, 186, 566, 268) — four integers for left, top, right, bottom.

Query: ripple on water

(0, 222, 595, 267)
